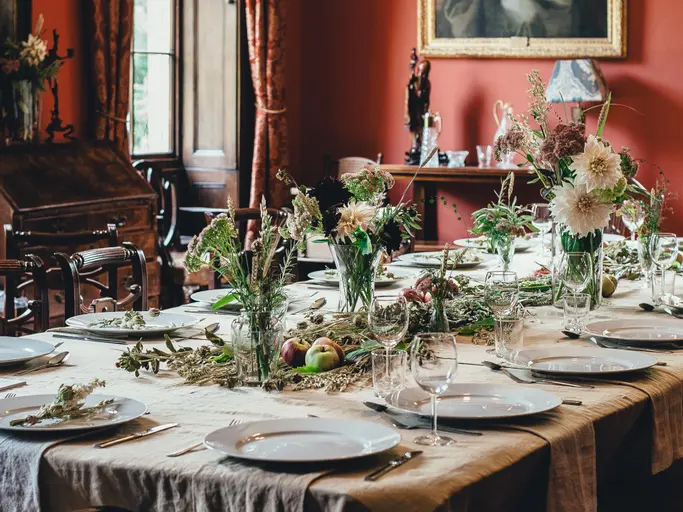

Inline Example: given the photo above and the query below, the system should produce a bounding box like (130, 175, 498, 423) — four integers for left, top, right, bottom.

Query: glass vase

(552, 226, 604, 310)
(494, 236, 515, 271)
(427, 299, 450, 332)
(637, 235, 654, 288)
(231, 311, 283, 385)
(329, 243, 383, 312)
(10, 80, 41, 143)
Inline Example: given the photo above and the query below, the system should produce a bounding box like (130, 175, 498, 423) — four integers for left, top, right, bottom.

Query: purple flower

(540, 123, 586, 165)
(494, 128, 525, 161)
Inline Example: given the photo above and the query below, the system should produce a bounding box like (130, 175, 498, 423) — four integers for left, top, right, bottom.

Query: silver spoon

(14, 351, 70, 376)
(292, 297, 327, 315)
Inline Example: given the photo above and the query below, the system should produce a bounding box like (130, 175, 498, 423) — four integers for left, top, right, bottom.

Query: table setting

(3, 74, 683, 512)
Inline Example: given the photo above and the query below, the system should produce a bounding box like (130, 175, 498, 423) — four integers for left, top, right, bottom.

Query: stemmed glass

(650, 233, 678, 301)
(531, 203, 552, 257)
(410, 333, 458, 447)
(560, 252, 592, 300)
(368, 296, 410, 380)
(621, 204, 646, 241)
(484, 271, 519, 318)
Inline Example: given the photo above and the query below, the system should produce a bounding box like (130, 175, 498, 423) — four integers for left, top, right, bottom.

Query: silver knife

(94, 423, 179, 448)
(364, 451, 423, 481)
(52, 334, 128, 345)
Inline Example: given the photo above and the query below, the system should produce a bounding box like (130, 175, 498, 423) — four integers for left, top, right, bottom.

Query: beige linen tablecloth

(1, 252, 683, 512)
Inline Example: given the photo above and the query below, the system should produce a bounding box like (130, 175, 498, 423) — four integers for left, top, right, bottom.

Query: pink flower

(0, 59, 20, 73)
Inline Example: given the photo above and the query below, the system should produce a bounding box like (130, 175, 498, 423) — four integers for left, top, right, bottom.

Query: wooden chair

(55, 243, 148, 319)
(203, 208, 291, 288)
(5, 224, 119, 261)
(133, 160, 184, 308)
(0, 255, 49, 336)
(326, 153, 384, 178)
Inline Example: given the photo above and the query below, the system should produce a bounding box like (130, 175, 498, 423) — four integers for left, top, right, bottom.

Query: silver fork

(166, 418, 242, 457)
(3, 393, 16, 399)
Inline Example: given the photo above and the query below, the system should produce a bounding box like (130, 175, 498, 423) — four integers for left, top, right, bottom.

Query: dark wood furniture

(55, 243, 148, 319)
(0, 142, 159, 322)
(0, 255, 48, 336)
(380, 164, 536, 249)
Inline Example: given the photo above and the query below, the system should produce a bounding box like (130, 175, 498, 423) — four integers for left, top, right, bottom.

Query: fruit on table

(305, 344, 341, 371)
(312, 337, 345, 363)
(602, 274, 618, 298)
(281, 337, 311, 367)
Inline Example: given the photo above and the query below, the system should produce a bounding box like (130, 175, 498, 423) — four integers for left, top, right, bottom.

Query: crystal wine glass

(410, 333, 458, 447)
(560, 252, 592, 300)
(484, 271, 519, 318)
(368, 296, 410, 380)
(650, 233, 678, 300)
(531, 203, 552, 257)
(621, 203, 646, 241)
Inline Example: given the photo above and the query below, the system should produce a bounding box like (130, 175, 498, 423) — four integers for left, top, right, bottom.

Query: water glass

(410, 333, 458, 447)
(637, 237, 654, 286)
(651, 270, 677, 305)
(476, 145, 493, 167)
(494, 315, 524, 361)
(563, 293, 590, 334)
(368, 295, 410, 381)
(371, 350, 407, 398)
(560, 252, 592, 295)
(485, 271, 519, 318)
(651, 233, 678, 298)
(531, 203, 552, 257)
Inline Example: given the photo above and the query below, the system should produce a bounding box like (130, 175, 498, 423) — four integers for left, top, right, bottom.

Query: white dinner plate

(0, 338, 56, 367)
(397, 251, 492, 269)
(190, 288, 307, 308)
(514, 346, 657, 375)
(453, 237, 534, 253)
(385, 384, 561, 420)
(0, 394, 147, 432)
(584, 318, 683, 344)
(603, 233, 626, 243)
(65, 311, 199, 337)
(307, 268, 418, 287)
(204, 418, 400, 463)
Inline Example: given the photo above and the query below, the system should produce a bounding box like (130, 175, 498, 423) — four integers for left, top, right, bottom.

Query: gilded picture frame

(418, 0, 627, 59)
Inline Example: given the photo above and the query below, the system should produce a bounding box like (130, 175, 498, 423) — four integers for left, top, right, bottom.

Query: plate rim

(514, 346, 658, 375)
(584, 318, 683, 343)
(452, 237, 533, 252)
(385, 384, 562, 420)
(65, 311, 199, 336)
(0, 338, 56, 366)
(0, 393, 148, 432)
(397, 251, 490, 268)
(203, 417, 401, 462)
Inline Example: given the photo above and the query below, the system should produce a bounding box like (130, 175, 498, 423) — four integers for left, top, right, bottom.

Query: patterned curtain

(245, 0, 289, 208)
(84, 0, 133, 157)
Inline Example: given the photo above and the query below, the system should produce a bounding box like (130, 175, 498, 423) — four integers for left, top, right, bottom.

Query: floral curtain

(84, 0, 133, 157)
(245, 0, 289, 209)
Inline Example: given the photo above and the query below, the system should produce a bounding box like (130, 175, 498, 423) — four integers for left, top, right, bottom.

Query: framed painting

(418, 0, 627, 58)
(0, 0, 31, 44)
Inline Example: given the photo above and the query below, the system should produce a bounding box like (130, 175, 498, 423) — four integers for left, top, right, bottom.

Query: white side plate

(0, 394, 147, 432)
(307, 268, 418, 287)
(514, 346, 657, 375)
(190, 288, 307, 307)
(204, 418, 401, 462)
(65, 311, 199, 337)
(584, 319, 683, 344)
(385, 384, 561, 420)
(453, 237, 534, 253)
(0, 338, 56, 366)
(397, 251, 492, 269)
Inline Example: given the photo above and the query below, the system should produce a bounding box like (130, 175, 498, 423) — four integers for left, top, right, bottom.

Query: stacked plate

(397, 251, 493, 270)
(307, 268, 418, 288)
(0, 337, 56, 367)
(583, 318, 683, 349)
(513, 346, 658, 375)
(453, 237, 535, 253)
(65, 311, 199, 337)
(190, 288, 309, 311)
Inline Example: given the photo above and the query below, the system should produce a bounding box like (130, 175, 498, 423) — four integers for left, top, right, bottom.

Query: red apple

(312, 337, 344, 363)
(305, 344, 340, 371)
(281, 337, 311, 367)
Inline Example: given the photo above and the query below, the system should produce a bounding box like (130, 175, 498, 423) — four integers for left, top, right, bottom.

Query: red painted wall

(291, 0, 683, 240)
(32, 0, 86, 139)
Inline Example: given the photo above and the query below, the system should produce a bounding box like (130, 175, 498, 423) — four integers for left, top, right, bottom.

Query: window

(130, 0, 177, 157)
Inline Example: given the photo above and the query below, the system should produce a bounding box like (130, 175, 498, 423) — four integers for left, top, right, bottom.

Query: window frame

(129, 0, 182, 161)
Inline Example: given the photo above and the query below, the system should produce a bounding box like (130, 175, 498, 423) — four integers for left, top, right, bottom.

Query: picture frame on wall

(418, 0, 627, 58)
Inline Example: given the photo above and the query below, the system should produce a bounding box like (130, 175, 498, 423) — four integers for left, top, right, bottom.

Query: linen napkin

(0, 432, 71, 512)
(191, 457, 333, 512)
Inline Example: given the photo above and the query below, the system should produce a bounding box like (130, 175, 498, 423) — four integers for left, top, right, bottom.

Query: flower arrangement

(184, 198, 297, 383)
(494, 70, 647, 307)
(470, 173, 534, 268)
(1, 15, 62, 141)
(278, 167, 421, 311)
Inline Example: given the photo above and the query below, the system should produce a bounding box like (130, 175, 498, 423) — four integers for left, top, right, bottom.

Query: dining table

(2, 244, 683, 512)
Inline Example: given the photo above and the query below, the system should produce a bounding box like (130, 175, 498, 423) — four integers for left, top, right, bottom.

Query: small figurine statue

(405, 48, 431, 165)
(45, 29, 75, 142)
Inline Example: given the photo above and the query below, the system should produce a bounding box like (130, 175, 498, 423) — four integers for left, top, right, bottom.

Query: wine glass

(531, 203, 552, 256)
(484, 271, 519, 318)
(368, 296, 410, 380)
(621, 203, 646, 241)
(650, 233, 678, 300)
(560, 252, 592, 299)
(410, 333, 458, 447)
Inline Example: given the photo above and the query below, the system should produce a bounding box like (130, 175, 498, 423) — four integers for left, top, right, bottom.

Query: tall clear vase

(552, 225, 604, 310)
(231, 311, 283, 385)
(329, 244, 383, 312)
(10, 80, 41, 143)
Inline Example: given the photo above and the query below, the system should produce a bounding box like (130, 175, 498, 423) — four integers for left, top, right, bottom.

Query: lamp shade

(545, 59, 608, 103)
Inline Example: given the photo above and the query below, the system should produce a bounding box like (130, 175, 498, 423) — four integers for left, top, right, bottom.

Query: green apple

(305, 344, 340, 371)
(312, 337, 345, 363)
